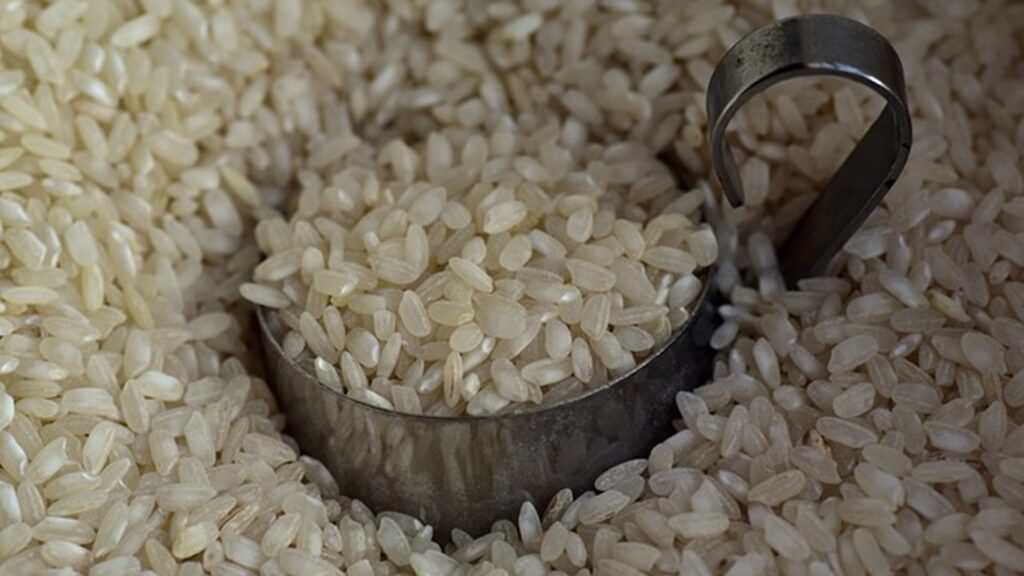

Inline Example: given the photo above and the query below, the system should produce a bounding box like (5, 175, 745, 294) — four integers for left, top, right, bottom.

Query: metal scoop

(257, 14, 911, 538)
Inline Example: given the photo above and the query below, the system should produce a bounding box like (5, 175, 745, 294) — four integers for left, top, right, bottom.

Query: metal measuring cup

(257, 14, 912, 538)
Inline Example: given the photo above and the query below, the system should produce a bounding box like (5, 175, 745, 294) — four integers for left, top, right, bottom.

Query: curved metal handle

(707, 14, 912, 285)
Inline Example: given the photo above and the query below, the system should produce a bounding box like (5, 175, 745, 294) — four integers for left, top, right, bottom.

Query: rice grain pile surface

(244, 127, 716, 415)
(1, 0, 1023, 575)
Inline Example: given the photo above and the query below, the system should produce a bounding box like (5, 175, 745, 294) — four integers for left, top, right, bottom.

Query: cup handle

(706, 14, 913, 286)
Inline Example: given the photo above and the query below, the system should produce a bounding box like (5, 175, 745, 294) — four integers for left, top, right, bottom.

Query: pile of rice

(1, 0, 1023, 575)
(243, 126, 716, 415)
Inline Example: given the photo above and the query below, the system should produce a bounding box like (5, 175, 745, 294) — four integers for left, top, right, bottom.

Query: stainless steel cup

(257, 14, 912, 539)
(259, 280, 720, 537)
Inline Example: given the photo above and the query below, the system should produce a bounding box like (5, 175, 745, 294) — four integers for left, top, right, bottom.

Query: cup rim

(257, 266, 717, 423)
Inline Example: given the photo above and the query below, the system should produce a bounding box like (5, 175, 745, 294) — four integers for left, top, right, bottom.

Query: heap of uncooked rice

(243, 127, 716, 415)
(0, 0, 1023, 575)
